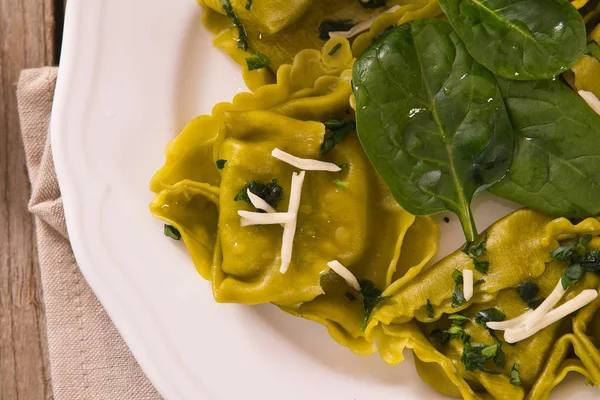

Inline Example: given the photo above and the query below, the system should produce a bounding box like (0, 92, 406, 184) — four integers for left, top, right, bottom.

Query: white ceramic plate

(51, 1, 597, 399)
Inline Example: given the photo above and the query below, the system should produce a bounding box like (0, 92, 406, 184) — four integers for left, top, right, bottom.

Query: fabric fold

(17, 67, 161, 400)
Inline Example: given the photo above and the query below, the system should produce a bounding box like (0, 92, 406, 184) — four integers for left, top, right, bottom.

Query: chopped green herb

(443, 318, 469, 343)
(549, 235, 600, 290)
(358, 279, 390, 330)
(430, 328, 451, 345)
(517, 281, 546, 310)
(586, 379, 596, 387)
(481, 342, 500, 358)
(460, 341, 502, 374)
(426, 299, 434, 318)
(445, 324, 466, 338)
(443, 311, 504, 374)
(245, 52, 271, 71)
(493, 348, 506, 368)
(321, 121, 356, 155)
(451, 269, 465, 308)
(328, 43, 342, 56)
(334, 179, 348, 190)
(469, 233, 488, 258)
(164, 224, 181, 240)
(452, 285, 465, 308)
(245, 0, 253, 10)
(577, 248, 600, 273)
(550, 234, 592, 261)
(517, 281, 540, 302)
(234, 179, 283, 208)
(324, 119, 346, 129)
(444, 217, 450, 223)
(561, 263, 586, 289)
(585, 41, 600, 60)
(358, 0, 386, 7)
(345, 292, 356, 301)
(474, 279, 485, 286)
(318, 20, 354, 40)
(510, 363, 521, 386)
(464, 233, 491, 274)
(216, 159, 227, 170)
(338, 163, 348, 170)
(475, 308, 506, 326)
(439, 314, 470, 345)
(448, 314, 470, 324)
(474, 308, 506, 326)
(528, 297, 545, 310)
(219, 0, 248, 51)
(474, 261, 490, 274)
(452, 269, 464, 285)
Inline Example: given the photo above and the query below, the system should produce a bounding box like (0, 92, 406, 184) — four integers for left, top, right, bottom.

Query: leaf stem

(458, 205, 478, 244)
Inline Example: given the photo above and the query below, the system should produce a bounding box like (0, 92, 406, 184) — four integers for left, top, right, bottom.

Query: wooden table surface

(0, 1, 65, 398)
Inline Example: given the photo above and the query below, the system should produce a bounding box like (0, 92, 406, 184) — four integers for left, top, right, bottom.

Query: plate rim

(50, 1, 203, 399)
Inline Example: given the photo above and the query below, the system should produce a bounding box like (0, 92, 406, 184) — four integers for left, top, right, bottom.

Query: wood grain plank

(0, 0, 57, 398)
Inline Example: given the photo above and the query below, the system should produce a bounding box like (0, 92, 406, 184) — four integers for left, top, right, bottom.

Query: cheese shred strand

(327, 260, 361, 291)
(272, 148, 341, 172)
(280, 171, 305, 273)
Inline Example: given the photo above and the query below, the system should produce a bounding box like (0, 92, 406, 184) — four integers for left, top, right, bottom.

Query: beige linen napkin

(17, 67, 162, 400)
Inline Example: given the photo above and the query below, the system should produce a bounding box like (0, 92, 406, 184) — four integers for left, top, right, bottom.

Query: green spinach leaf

(439, 0, 586, 80)
(353, 20, 513, 242)
(489, 78, 600, 218)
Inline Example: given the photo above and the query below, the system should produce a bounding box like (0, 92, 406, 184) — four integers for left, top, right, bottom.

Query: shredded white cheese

(524, 281, 565, 331)
(486, 310, 534, 331)
(279, 171, 305, 273)
(247, 189, 276, 213)
(272, 148, 341, 172)
(238, 210, 295, 226)
(503, 289, 598, 343)
(579, 90, 600, 116)
(463, 269, 474, 302)
(327, 260, 361, 291)
(484, 273, 599, 343)
(329, 6, 401, 39)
